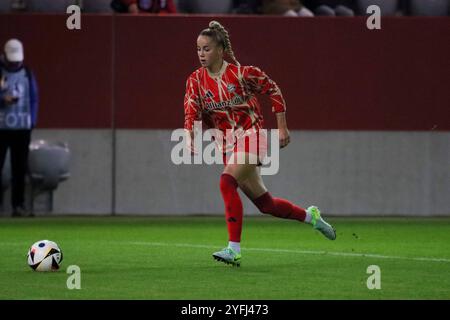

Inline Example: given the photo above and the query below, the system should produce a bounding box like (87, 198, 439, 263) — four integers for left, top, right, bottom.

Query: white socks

(228, 241, 241, 253)
(304, 211, 312, 224)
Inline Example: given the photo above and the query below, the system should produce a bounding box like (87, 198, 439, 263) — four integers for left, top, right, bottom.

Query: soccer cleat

(212, 247, 242, 267)
(308, 206, 336, 240)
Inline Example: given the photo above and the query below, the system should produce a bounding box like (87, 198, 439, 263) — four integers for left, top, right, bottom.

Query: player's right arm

(184, 73, 202, 153)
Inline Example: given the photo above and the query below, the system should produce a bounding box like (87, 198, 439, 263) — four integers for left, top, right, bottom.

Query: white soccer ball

(27, 240, 63, 271)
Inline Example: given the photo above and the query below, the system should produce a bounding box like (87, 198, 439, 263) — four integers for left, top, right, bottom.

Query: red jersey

(184, 61, 286, 133)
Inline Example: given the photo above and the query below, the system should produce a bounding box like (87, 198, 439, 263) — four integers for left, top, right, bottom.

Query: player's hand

(279, 127, 290, 148)
(3, 95, 18, 105)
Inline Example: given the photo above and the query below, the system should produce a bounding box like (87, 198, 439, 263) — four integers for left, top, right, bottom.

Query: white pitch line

(126, 241, 450, 263)
(4, 240, 449, 263)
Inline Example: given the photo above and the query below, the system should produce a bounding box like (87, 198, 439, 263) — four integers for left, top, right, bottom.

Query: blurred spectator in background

(232, 0, 262, 14)
(355, 0, 406, 16)
(10, 0, 27, 11)
(302, 0, 356, 16)
(0, 39, 38, 217)
(111, 0, 177, 13)
(262, 0, 314, 16)
(371, 0, 449, 17)
(178, 0, 235, 14)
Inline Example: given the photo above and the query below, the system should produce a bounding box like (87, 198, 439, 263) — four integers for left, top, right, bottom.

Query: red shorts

(222, 129, 268, 165)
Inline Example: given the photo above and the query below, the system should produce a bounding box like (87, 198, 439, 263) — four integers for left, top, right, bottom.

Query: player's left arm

(244, 66, 290, 148)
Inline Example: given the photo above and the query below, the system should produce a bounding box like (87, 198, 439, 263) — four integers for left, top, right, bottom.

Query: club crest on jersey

(227, 84, 236, 93)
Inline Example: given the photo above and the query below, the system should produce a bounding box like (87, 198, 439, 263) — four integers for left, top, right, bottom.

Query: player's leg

(0, 131, 10, 213)
(10, 130, 31, 216)
(239, 166, 307, 222)
(213, 153, 257, 266)
(240, 166, 336, 240)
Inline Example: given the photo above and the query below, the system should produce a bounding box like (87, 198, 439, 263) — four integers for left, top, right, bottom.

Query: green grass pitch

(0, 216, 449, 300)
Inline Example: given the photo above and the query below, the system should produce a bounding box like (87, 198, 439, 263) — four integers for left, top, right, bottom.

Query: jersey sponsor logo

(205, 95, 245, 111)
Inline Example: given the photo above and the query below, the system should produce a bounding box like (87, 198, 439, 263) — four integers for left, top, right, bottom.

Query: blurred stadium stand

(410, 0, 449, 16)
(175, 0, 189, 13)
(356, 0, 400, 15)
(1, 0, 26, 12)
(189, 0, 233, 14)
(26, 0, 78, 12)
(0, 1, 11, 12)
(1, 0, 447, 16)
(83, 0, 113, 13)
(334, 5, 354, 15)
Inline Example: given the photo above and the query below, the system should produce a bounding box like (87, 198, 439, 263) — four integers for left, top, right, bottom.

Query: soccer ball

(27, 240, 63, 271)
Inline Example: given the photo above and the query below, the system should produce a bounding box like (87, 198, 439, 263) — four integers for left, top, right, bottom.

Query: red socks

(252, 192, 306, 222)
(219, 174, 243, 242)
(220, 174, 306, 242)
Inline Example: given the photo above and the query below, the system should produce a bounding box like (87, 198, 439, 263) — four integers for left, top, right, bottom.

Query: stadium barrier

(0, 14, 448, 216)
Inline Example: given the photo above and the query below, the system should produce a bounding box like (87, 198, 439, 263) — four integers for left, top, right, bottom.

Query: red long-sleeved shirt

(184, 61, 286, 133)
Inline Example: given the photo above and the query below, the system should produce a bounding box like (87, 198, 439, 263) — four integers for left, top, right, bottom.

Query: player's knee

(220, 173, 238, 194)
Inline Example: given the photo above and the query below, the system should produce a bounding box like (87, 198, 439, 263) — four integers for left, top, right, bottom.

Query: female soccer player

(184, 21, 336, 267)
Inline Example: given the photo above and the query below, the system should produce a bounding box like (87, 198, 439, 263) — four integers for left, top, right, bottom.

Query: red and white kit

(184, 61, 286, 160)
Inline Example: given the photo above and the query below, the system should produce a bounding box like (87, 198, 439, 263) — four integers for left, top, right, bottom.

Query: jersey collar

(206, 60, 228, 79)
